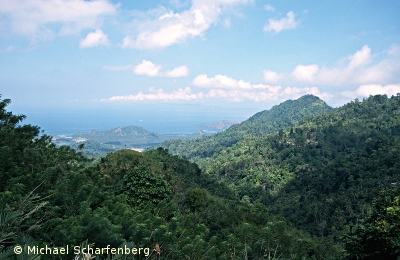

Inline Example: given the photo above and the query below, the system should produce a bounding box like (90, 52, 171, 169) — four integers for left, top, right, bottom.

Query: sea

(20, 104, 256, 136)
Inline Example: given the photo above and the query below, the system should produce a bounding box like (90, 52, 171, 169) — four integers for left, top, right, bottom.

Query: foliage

(161, 95, 334, 162)
(123, 165, 172, 209)
(0, 94, 348, 259)
(184, 187, 208, 212)
(0, 192, 46, 260)
(344, 186, 400, 259)
(166, 94, 400, 244)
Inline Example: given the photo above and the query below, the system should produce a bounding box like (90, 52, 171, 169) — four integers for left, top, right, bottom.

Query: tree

(123, 166, 172, 210)
(344, 186, 400, 259)
(184, 188, 207, 212)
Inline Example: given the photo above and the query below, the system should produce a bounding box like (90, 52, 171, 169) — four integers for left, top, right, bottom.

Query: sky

(1, 0, 400, 134)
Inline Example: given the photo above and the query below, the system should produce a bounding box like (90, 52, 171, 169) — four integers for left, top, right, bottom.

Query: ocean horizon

(19, 108, 248, 136)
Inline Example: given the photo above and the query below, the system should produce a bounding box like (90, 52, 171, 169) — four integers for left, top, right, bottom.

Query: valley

(1, 94, 399, 259)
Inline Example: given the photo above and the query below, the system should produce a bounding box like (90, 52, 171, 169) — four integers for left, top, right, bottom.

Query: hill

(157, 94, 400, 258)
(196, 95, 400, 243)
(161, 94, 334, 164)
(74, 125, 164, 144)
(3, 94, 399, 259)
(0, 95, 342, 259)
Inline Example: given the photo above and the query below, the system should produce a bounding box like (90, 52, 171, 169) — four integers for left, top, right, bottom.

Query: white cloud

(102, 68, 334, 103)
(105, 60, 189, 77)
(206, 89, 278, 102)
(133, 60, 162, 77)
(104, 85, 332, 103)
(264, 11, 299, 33)
(281, 86, 333, 100)
(341, 84, 400, 99)
(121, 0, 251, 49)
(265, 45, 400, 87)
(79, 30, 110, 48)
(292, 64, 319, 81)
(348, 45, 371, 69)
(165, 66, 190, 77)
(0, 0, 118, 40)
(191, 74, 333, 101)
(193, 74, 244, 88)
(193, 74, 281, 91)
(204, 85, 332, 102)
(307, 45, 399, 85)
(264, 4, 275, 12)
(106, 87, 203, 101)
(106, 60, 189, 78)
(263, 69, 283, 83)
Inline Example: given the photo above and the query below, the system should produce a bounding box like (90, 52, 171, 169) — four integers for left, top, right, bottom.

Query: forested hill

(75, 125, 167, 148)
(0, 95, 343, 259)
(197, 94, 400, 257)
(1, 94, 399, 258)
(161, 94, 334, 161)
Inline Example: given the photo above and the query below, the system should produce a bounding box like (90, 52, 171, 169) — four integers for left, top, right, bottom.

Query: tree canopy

(2, 94, 399, 259)
(0, 95, 341, 259)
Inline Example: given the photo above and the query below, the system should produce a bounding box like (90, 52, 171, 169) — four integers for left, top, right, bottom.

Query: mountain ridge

(2, 94, 399, 258)
(195, 94, 400, 242)
(161, 94, 334, 161)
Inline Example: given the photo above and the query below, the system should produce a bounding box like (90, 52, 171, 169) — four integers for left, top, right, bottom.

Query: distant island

(51, 122, 237, 157)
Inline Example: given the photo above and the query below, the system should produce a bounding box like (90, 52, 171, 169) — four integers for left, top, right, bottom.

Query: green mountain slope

(200, 94, 400, 243)
(0, 95, 342, 259)
(161, 95, 334, 162)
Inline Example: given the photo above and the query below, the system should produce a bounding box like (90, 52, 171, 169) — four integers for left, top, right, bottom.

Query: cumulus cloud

(0, 0, 118, 40)
(133, 60, 161, 77)
(348, 45, 371, 69)
(121, 0, 251, 49)
(104, 60, 189, 77)
(341, 84, 400, 99)
(298, 45, 400, 85)
(191, 74, 333, 101)
(131, 60, 189, 77)
(292, 64, 319, 81)
(193, 74, 247, 88)
(79, 30, 110, 48)
(204, 85, 333, 101)
(193, 74, 333, 101)
(104, 85, 332, 103)
(206, 89, 272, 102)
(263, 70, 283, 83)
(193, 74, 281, 91)
(106, 87, 203, 101)
(103, 71, 333, 103)
(280, 86, 333, 100)
(264, 45, 400, 87)
(165, 66, 190, 77)
(264, 11, 299, 33)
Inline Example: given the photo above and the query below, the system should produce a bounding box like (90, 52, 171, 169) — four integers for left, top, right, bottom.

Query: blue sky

(1, 0, 400, 133)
